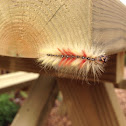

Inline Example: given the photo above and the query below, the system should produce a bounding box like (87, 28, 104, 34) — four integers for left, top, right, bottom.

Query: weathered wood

(11, 75, 58, 126)
(0, 72, 39, 94)
(58, 79, 126, 126)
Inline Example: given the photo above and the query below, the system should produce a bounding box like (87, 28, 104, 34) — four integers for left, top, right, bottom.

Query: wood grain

(0, 0, 92, 58)
(0, 53, 124, 83)
(0, 55, 40, 73)
(0, 72, 39, 94)
(58, 79, 126, 126)
(12, 75, 58, 126)
(92, 0, 126, 55)
(0, 0, 125, 57)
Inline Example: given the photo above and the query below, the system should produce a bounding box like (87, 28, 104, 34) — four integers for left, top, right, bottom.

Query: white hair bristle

(38, 41, 108, 81)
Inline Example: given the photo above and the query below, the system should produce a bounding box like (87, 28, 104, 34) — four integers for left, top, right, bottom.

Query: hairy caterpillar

(38, 43, 108, 81)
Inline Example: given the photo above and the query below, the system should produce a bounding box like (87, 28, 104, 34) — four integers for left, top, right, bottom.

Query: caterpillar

(38, 44, 108, 81)
(47, 48, 107, 67)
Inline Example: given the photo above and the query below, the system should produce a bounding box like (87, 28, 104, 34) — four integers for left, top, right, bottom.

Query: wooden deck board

(0, 71, 39, 94)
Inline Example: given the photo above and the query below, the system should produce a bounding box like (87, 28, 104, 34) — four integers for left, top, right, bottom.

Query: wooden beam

(58, 79, 126, 126)
(0, 0, 92, 58)
(0, 0, 125, 82)
(92, 0, 126, 55)
(0, 52, 124, 83)
(0, 72, 39, 94)
(89, 52, 125, 83)
(11, 75, 58, 126)
(0, 0, 125, 57)
(0, 56, 40, 73)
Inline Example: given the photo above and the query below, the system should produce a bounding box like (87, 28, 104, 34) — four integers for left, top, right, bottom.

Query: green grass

(0, 94, 19, 126)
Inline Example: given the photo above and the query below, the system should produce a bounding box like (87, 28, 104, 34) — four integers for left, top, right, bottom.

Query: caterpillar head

(97, 55, 108, 64)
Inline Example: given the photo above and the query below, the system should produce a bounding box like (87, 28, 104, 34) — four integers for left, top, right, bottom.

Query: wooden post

(57, 52, 125, 126)
(58, 79, 126, 126)
(12, 75, 58, 126)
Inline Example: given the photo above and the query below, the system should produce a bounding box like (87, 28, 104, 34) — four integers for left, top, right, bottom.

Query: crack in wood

(45, 4, 65, 26)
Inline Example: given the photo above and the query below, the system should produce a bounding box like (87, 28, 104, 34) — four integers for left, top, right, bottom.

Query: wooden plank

(11, 75, 58, 126)
(0, 72, 39, 94)
(58, 79, 126, 126)
(0, 53, 124, 83)
(0, 56, 40, 73)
